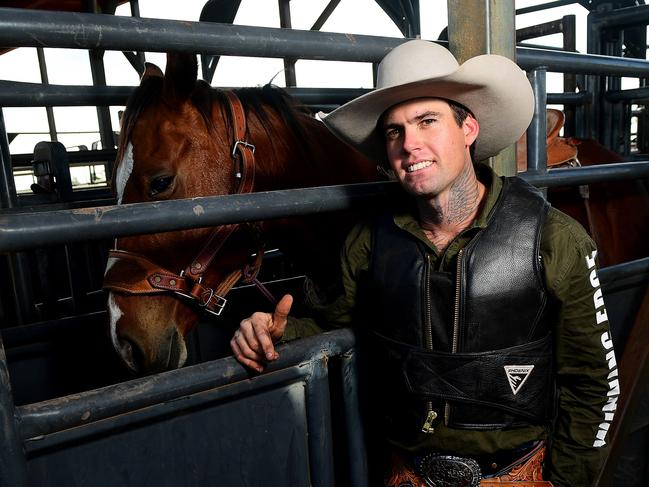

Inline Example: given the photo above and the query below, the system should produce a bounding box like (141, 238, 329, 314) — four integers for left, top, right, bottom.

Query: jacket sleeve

(542, 210, 619, 486)
(282, 221, 373, 341)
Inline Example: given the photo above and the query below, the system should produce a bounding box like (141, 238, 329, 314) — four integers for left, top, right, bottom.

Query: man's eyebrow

(382, 110, 443, 128)
(412, 110, 442, 122)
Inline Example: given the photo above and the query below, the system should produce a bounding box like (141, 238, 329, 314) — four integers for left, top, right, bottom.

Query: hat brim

(323, 54, 534, 163)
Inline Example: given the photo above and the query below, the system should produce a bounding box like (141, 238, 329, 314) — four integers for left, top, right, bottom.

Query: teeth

(406, 160, 433, 173)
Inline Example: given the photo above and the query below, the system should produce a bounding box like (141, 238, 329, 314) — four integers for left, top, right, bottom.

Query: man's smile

(406, 160, 434, 173)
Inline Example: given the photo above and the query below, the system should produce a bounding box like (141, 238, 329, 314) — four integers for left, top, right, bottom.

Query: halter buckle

(199, 288, 228, 316)
(232, 139, 256, 158)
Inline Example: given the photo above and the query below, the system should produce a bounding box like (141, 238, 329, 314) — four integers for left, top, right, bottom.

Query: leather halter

(103, 90, 264, 316)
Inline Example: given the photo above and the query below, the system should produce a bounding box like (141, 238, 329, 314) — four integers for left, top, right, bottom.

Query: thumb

(271, 294, 293, 336)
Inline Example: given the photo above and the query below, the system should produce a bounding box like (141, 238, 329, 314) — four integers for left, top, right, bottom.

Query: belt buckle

(416, 453, 481, 487)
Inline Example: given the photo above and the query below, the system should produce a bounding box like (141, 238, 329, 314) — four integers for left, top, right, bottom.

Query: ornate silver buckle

(416, 454, 481, 487)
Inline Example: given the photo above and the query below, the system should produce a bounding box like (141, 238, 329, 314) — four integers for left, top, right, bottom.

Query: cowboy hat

(322, 39, 534, 163)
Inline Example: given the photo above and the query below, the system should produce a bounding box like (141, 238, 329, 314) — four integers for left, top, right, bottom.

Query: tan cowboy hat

(322, 39, 534, 163)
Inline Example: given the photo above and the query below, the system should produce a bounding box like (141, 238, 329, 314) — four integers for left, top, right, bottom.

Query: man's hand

(230, 294, 293, 372)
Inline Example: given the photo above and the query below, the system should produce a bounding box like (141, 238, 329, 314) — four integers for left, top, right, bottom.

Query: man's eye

(385, 128, 400, 139)
(149, 175, 174, 197)
(421, 118, 436, 126)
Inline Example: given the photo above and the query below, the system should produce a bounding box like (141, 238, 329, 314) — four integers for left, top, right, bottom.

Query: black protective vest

(365, 177, 554, 432)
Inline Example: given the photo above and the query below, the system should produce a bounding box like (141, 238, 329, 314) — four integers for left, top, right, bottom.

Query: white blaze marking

(115, 142, 134, 204)
(104, 256, 118, 277)
(108, 292, 123, 352)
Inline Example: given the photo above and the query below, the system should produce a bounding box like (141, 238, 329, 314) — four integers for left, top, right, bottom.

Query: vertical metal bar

(447, 0, 517, 176)
(562, 15, 576, 136)
(527, 68, 548, 174)
(278, 0, 297, 87)
(622, 103, 631, 156)
(86, 0, 115, 154)
(88, 50, 114, 151)
(129, 0, 145, 66)
(305, 358, 335, 487)
(340, 350, 368, 487)
(586, 11, 602, 141)
(36, 47, 58, 142)
(0, 334, 29, 486)
(0, 109, 17, 210)
(0, 110, 35, 325)
(605, 39, 623, 152)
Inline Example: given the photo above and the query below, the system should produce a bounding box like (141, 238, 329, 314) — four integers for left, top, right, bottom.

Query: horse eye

(149, 176, 174, 197)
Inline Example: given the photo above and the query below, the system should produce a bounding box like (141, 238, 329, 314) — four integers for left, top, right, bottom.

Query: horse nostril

(117, 337, 144, 374)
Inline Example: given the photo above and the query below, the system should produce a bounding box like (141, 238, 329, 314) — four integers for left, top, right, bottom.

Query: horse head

(103, 53, 376, 374)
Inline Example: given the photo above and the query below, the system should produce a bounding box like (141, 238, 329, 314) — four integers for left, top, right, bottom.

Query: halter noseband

(103, 91, 269, 316)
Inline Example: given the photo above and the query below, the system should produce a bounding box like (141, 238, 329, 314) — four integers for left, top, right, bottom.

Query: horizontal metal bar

(0, 7, 401, 62)
(22, 360, 318, 453)
(0, 80, 132, 107)
(18, 328, 355, 439)
(2, 8, 649, 76)
(606, 87, 649, 103)
(2, 162, 649, 253)
(515, 0, 579, 15)
(547, 91, 591, 105)
(0, 182, 399, 252)
(599, 256, 649, 286)
(1, 79, 588, 109)
(0, 81, 371, 108)
(11, 148, 117, 167)
(516, 19, 564, 42)
(520, 161, 649, 186)
(590, 4, 649, 30)
(516, 47, 649, 76)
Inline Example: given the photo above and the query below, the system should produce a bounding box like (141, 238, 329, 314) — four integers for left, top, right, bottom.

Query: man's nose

(402, 127, 422, 153)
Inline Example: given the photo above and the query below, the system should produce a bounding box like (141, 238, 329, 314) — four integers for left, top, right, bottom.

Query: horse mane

(114, 78, 321, 192)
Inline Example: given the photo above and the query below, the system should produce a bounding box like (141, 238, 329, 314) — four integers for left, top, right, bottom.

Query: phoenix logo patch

(504, 365, 535, 395)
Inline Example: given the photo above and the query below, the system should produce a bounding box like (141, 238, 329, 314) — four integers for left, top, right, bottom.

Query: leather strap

(103, 250, 240, 316)
(386, 444, 553, 487)
(480, 482, 553, 486)
(105, 90, 270, 316)
(185, 91, 255, 280)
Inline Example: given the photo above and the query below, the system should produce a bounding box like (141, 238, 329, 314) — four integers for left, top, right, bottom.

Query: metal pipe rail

(606, 87, 649, 103)
(2, 7, 649, 76)
(17, 328, 356, 440)
(589, 4, 649, 30)
(1, 161, 648, 253)
(0, 80, 591, 109)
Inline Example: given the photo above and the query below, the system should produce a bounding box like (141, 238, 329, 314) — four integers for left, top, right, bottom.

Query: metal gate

(0, 2, 649, 486)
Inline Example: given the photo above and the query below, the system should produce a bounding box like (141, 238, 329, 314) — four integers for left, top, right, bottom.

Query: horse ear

(141, 62, 163, 81)
(163, 52, 198, 103)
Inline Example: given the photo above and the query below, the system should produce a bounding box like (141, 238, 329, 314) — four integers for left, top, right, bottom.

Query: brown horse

(103, 53, 376, 374)
(517, 109, 649, 267)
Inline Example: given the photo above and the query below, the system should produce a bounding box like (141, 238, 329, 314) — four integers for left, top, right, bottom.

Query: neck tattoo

(419, 164, 482, 250)
(445, 163, 481, 225)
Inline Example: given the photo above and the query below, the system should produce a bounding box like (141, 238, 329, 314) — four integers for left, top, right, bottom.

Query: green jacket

(284, 164, 618, 487)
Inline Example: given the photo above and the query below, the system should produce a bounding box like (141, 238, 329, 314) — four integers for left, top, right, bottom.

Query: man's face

(382, 98, 479, 199)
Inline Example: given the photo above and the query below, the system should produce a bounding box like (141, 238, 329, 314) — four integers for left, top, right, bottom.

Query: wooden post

(446, 0, 517, 176)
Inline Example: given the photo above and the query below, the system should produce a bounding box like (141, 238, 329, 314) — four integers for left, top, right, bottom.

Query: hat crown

(377, 40, 459, 90)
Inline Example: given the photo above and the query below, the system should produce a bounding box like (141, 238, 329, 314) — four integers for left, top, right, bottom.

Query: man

(230, 40, 618, 487)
